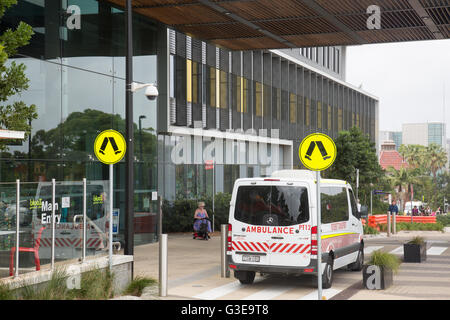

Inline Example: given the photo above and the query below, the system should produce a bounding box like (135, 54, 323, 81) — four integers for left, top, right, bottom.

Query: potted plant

(363, 250, 400, 290)
(403, 236, 427, 263)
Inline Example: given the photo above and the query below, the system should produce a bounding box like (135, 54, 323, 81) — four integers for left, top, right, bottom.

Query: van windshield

(234, 186, 309, 226)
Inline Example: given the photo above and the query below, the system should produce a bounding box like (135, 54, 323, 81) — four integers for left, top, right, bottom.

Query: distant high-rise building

(402, 122, 446, 147)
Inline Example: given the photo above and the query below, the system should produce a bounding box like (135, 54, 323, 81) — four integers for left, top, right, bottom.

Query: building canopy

(106, 0, 449, 50)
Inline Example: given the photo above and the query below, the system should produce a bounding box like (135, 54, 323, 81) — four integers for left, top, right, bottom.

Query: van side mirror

(359, 205, 368, 219)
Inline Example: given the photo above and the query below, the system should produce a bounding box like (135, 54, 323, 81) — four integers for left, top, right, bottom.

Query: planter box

(403, 243, 426, 263)
(362, 264, 393, 290)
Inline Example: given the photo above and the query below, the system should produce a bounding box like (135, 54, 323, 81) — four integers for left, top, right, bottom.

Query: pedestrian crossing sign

(299, 133, 336, 171)
(94, 129, 126, 164)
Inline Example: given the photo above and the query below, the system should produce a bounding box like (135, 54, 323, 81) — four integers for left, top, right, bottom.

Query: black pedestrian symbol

(99, 137, 122, 155)
(304, 141, 331, 161)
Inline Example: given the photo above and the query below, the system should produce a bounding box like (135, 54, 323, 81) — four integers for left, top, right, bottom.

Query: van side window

(348, 189, 359, 218)
(320, 186, 349, 224)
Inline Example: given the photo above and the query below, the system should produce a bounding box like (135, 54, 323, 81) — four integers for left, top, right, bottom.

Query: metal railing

(6, 178, 111, 278)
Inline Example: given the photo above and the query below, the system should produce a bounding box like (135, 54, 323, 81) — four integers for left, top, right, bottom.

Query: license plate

(242, 255, 260, 262)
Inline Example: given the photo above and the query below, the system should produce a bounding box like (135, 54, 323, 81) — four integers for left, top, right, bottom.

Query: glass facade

(0, 0, 160, 261)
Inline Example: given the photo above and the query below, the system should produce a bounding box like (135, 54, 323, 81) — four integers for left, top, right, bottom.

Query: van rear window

(234, 186, 309, 226)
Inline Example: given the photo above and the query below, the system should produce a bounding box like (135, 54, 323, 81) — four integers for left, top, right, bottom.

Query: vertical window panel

(304, 98, 310, 126)
(186, 59, 192, 103)
(220, 70, 227, 109)
(317, 102, 322, 129)
(290, 93, 297, 124)
(255, 82, 263, 116)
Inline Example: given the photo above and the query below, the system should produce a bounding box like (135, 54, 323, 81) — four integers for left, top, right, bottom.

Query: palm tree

(386, 167, 421, 212)
(427, 144, 448, 178)
(398, 144, 427, 169)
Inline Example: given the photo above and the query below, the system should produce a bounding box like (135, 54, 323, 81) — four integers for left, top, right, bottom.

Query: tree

(0, 0, 37, 150)
(386, 166, 422, 211)
(398, 144, 427, 169)
(325, 126, 385, 203)
(427, 143, 447, 178)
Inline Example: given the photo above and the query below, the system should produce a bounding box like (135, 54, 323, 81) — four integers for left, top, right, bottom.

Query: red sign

(205, 160, 214, 170)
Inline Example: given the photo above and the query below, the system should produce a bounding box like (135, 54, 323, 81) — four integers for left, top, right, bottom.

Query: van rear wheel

(348, 246, 364, 271)
(322, 258, 334, 289)
(235, 271, 255, 284)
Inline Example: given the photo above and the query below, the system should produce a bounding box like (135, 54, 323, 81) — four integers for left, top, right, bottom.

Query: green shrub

(368, 250, 401, 273)
(0, 282, 15, 300)
(437, 215, 450, 227)
(69, 268, 115, 300)
(123, 276, 157, 297)
(363, 225, 379, 235)
(407, 236, 425, 245)
(378, 222, 444, 232)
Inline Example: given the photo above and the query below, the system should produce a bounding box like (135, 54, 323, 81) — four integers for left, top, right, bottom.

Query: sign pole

(299, 132, 336, 302)
(212, 159, 215, 233)
(109, 163, 113, 271)
(316, 170, 322, 300)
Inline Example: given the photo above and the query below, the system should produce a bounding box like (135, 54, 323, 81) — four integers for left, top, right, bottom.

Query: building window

(317, 101, 322, 129)
(255, 82, 263, 116)
(209, 67, 216, 107)
(243, 78, 249, 113)
(186, 59, 192, 103)
(304, 98, 310, 126)
(290, 93, 297, 124)
(192, 61, 199, 104)
(220, 70, 227, 109)
(338, 107, 343, 131)
(328, 105, 332, 131)
(235, 75, 242, 112)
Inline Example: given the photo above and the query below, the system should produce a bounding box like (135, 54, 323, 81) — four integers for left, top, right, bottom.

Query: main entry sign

(94, 129, 126, 164)
(299, 133, 337, 171)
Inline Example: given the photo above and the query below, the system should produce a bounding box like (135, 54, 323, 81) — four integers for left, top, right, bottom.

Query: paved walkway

(131, 229, 450, 300)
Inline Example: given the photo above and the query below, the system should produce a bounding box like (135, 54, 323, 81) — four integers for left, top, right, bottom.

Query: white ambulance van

(227, 170, 366, 288)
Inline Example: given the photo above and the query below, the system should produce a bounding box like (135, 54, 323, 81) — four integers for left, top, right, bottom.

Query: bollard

(393, 212, 396, 234)
(387, 211, 391, 237)
(159, 234, 168, 297)
(15, 179, 20, 277)
(221, 224, 230, 278)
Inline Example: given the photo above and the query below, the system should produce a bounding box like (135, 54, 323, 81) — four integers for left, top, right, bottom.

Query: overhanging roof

(105, 0, 449, 50)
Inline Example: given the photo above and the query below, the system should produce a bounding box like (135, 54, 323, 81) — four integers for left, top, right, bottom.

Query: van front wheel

(235, 271, 255, 284)
(322, 258, 334, 289)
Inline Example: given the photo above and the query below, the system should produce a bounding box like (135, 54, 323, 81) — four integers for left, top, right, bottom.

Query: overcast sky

(346, 39, 450, 138)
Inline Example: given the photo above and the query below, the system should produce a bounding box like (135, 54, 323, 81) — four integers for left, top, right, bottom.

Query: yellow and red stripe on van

(320, 232, 361, 252)
(231, 241, 311, 254)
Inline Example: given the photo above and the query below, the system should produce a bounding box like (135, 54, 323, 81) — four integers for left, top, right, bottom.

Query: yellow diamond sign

(299, 133, 336, 171)
(94, 129, 126, 165)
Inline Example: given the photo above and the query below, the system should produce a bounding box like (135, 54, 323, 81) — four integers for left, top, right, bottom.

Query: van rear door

(230, 182, 311, 268)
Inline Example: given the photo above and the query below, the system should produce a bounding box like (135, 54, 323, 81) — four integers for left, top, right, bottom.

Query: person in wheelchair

(193, 201, 212, 240)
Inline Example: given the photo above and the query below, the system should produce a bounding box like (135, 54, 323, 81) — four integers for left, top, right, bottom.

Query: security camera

(144, 85, 159, 101)
(130, 82, 158, 101)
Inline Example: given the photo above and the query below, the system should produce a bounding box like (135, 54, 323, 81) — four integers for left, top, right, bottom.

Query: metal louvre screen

(297, 67, 304, 139)
(289, 63, 297, 140)
(280, 60, 289, 140)
(219, 48, 229, 131)
(253, 51, 262, 133)
(231, 51, 241, 131)
(175, 55, 187, 126)
(272, 56, 280, 135)
(243, 51, 252, 131)
(263, 52, 272, 135)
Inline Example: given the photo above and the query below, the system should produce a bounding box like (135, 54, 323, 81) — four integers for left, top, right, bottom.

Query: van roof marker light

(264, 178, 280, 181)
